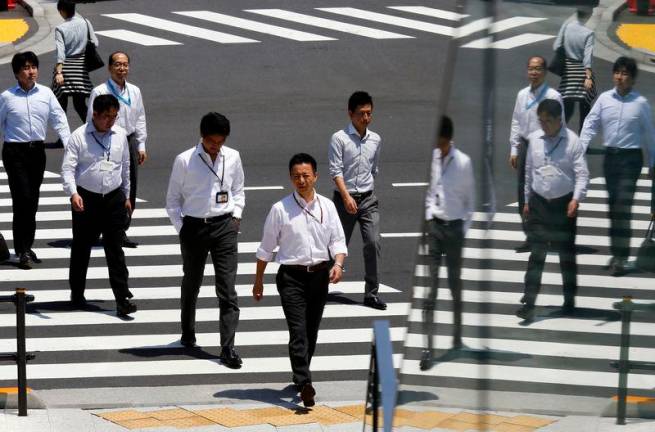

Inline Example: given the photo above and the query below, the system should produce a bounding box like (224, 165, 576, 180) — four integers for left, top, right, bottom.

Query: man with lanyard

(420, 116, 475, 371)
(61, 94, 136, 317)
(509, 56, 563, 252)
(328, 91, 384, 310)
(166, 112, 245, 369)
(0, 52, 70, 269)
(516, 99, 588, 322)
(253, 153, 347, 408)
(88, 51, 147, 248)
(579, 56, 655, 276)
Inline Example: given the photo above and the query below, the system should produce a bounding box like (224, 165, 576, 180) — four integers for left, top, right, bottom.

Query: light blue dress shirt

(328, 123, 381, 193)
(55, 14, 99, 63)
(0, 83, 70, 144)
(579, 88, 655, 167)
(553, 19, 594, 68)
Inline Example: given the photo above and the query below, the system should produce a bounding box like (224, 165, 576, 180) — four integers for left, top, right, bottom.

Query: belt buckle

(306, 265, 315, 272)
(202, 217, 210, 224)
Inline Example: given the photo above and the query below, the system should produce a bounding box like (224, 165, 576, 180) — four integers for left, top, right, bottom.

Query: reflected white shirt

(509, 83, 563, 156)
(166, 142, 245, 233)
(256, 191, 348, 266)
(424, 145, 475, 232)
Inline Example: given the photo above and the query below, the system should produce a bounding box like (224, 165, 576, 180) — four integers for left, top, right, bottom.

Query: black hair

(613, 56, 638, 79)
(57, 0, 75, 17)
(576, 7, 593, 21)
(93, 94, 120, 113)
(528, 55, 547, 70)
(537, 99, 562, 118)
(11, 51, 39, 75)
(200, 112, 230, 137)
(348, 91, 373, 112)
(288, 153, 317, 173)
(108, 51, 130, 66)
(438, 115, 454, 140)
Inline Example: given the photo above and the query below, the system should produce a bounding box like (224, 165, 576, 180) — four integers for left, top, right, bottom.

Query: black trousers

(564, 98, 591, 135)
(276, 265, 329, 386)
(2, 141, 46, 255)
(604, 149, 643, 260)
(333, 191, 381, 298)
(516, 137, 529, 235)
(179, 215, 239, 348)
(524, 193, 577, 307)
(423, 218, 464, 350)
(57, 93, 87, 123)
(70, 187, 132, 301)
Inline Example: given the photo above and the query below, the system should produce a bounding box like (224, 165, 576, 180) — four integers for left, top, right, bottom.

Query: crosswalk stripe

(246, 9, 413, 39)
(0, 183, 62, 193)
(586, 189, 651, 200)
(95, 29, 182, 46)
(22, 282, 400, 303)
(0, 172, 59, 180)
(0, 196, 145, 207)
(0, 303, 410, 327)
(462, 33, 555, 49)
(103, 13, 260, 44)
(507, 201, 652, 214)
(463, 228, 647, 248)
(0, 354, 403, 381)
(591, 177, 651, 187)
(392, 182, 428, 187)
(317, 7, 456, 36)
(400, 361, 655, 390)
(0, 208, 168, 223)
(386, 6, 468, 21)
(470, 211, 651, 229)
(0, 327, 407, 353)
(1, 225, 177, 241)
(174, 11, 335, 41)
(453, 17, 492, 38)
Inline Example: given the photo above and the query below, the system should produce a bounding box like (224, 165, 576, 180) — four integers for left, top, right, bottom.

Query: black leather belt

(349, 190, 373, 201)
(4, 140, 44, 148)
(281, 262, 330, 273)
(184, 214, 232, 224)
(432, 217, 462, 226)
(605, 147, 641, 155)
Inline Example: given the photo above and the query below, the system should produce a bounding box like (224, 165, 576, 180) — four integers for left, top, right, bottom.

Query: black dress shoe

(364, 296, 387, 310)
(419, 350, 433, 371)
(180, 334, 197, 348)
(70, 295, 88, 309)
(300, 383, 316, 407)
(516, 305, 535, 321)
(116, 299, 137, 317)
(122, 236, 139, 248)
(609, 258, 627, 277)
(452, 338, 463, 350)
(514, 241, 531, 253)
(219, 347, 243, 369)
(17, 253, 32, 270)
(27, 250, 42, 264)
(562, 300, 575, 316)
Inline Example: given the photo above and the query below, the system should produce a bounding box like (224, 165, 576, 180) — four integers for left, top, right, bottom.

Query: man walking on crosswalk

(517, 99, 589, 321)
(165, 112, 245, 369)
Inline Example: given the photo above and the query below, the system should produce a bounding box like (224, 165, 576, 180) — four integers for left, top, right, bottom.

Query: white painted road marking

(95, 29, 182, 46)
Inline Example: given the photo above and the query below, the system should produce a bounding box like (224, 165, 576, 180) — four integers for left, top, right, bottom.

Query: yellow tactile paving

(504, 415, 554, 428)
(491, 423, 536, 432)
(0, 387, 31, 394)
(612, 395, 655, 404)
(163, 416, 216, 428)
(437, 418, 487, 431)
(452, 412, 510, 425)
(96, 410, 151, 422)
(193, 407, 263, 427)
(333, 403, 365, 418)
(399, 411, 457, 429)
(617, 24, 655, 53)
(0, 19, 29, 43)
(116, 417, 165, 429)
(148, 408, 196, 420)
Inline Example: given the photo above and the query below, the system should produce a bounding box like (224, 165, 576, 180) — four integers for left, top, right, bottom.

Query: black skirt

(52, 53, 93, 97)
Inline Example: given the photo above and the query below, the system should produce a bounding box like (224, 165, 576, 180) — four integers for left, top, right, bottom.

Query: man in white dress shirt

(253, 153, 347, 408)
(166, 112, 245, 369)
(88, 51, 147, 248)
(517, 99, 589, 322)
(579, 56, 655, 276)
(509, 56, 563, 252)
(61, 94, 136, 317)
(420, 116, 475, 371)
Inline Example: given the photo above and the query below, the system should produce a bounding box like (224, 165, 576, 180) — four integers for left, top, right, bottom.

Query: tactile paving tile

(333, 404, 366, 419)
(491, 423, 536, 432)
(164, 416, 217, 429)
(267, 405, 359, 426)
(95, 410, 152, 422)
(149, 408, 196, 420)
(193, 407, 264, 427)
(452, 412, 510, 425)
(504, 415, 554, 428)
(116, 417, 165, 429)
(398, 411, 456, 429)
(247, 406, 294, 418)
(437, 418, 487, 431)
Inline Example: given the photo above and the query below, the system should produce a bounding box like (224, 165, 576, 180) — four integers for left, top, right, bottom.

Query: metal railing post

(15, 288, 28, 416)
(616, 296, 633, 425)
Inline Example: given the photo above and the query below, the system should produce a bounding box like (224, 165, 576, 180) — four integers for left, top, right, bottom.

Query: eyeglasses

(111, 62, 129, 69)
(527, 67, 545, 72)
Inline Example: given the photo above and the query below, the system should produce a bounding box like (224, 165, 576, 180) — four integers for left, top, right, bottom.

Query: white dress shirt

(525, 126, 589, 202)
(425, 145, 475, 232)
(328, 123, 381, 193)
(256, 191, 348, 266)
(55, 14, 99, 63)
(509, 83, 563, 156)
(166, 142, 245, 233)
(87, 79, 147, 151)
(579, 88, 655, 167)
(61, 122, 130, 198)
(0, 83, 70, 144)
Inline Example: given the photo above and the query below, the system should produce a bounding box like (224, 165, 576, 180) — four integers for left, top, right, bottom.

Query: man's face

(16, 61, 38, 89)
(290, 163, 317, 196)
(201, 134, 226, 157)
(538, 111, 562, 137)
(93, 108, 119, 133)
(109, 53, 130, 83)
(527, 58, 546, 87)
(613, 67, 634, 94)
(349, 103, 373, 132)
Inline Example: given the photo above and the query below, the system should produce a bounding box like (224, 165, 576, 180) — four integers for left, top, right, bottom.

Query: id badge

(538, 165, 558, 177)
(216, 191, 228, 204)
(99, 160, 113, 172)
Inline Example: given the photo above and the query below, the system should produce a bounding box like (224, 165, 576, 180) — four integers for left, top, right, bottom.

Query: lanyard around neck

(91, 131, 111, 160)
(545, 136, 564, 158)
(198, 152, 225, 189)
(525, 84, 549, 111)
(293, 193, 323, 224)
(107, 80, 131, 107)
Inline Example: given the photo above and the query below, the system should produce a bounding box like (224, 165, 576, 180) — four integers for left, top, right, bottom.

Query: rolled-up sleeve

(328, 133, 344, 179)
(165, 155, 185, 233)
(327, 202, 348, 257)
(48, 90, 71, 145)
(256, 206, 281, 262)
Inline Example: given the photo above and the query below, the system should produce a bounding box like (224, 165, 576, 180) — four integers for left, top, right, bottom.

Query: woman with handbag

(552, 7, 596, 134)
(52, 0, 99, 123)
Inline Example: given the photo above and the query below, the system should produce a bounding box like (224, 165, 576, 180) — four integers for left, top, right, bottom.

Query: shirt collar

(86, 122, 116, 136)
(612, 87, 635, 100)
(108, 78, 128, 94)
(347, 123, 369, 140)
(195, 141, 223, 160)
(437, 142, 456, 159)
(529, 82, 547, 95)
(12, 83, 38, 95)
(293, 190, 318, 206)
(540, 125, 567, 141)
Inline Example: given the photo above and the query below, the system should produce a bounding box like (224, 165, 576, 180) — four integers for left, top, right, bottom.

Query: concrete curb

(0, 0, 60, 65)
(592, 0, 655, 73)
